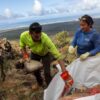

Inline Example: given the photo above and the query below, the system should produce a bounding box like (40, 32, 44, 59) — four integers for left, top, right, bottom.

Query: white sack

(44, 55, 100, 100)
(44, 71, 65, 100)
(67, 55, 100, 88)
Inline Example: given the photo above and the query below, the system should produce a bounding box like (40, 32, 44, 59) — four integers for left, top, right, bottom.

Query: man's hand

(68, 46, 75, 54)
(60, 71, 74, 87)
(60, 71, 74, 95)
(25, 57, 30, 62)
(80, 52, 90, 60)
(23, 52, 30, 62)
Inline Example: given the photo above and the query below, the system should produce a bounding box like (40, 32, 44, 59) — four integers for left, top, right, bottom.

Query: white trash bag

(67, 55, 100, 88)
(44, 71, 65, 100)
(44, 55, 100, 100)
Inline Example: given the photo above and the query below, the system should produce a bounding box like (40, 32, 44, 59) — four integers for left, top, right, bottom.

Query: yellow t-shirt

(20, 31, 61, 59)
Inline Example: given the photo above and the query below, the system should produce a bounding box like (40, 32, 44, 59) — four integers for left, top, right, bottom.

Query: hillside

(0, 31, 100, 100)
(0, 31, 76, 100)
(0, 18, 100, 40)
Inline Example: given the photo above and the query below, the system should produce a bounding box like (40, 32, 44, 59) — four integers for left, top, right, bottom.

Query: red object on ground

(88, 88, 100, 95)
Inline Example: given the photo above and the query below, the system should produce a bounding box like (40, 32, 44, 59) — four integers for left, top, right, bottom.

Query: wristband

(60, 71, 70, 80)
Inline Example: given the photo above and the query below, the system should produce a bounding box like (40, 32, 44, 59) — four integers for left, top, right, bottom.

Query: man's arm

(20, 33, 29, 61)
(58, 60, 66, 72)
(45, 35, 66, 72)
(45, 34, 74, 88)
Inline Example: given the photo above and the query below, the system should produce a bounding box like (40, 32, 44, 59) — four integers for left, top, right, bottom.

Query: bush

(52, 31, 72, 48)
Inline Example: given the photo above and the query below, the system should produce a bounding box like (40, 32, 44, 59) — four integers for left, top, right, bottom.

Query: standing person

(20, 22, 69, 87)
(68, 14, 100, 60)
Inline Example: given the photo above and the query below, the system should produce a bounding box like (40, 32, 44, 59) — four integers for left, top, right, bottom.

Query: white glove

(68, 45, 75, 54)
(80, 52, 90, 60)
(96, 52, 100, 56)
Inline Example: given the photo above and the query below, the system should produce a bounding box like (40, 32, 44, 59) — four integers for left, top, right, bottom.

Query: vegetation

(52, 31, 77, 64)
(52, 31, 71, 48)
(0, 31, 77, 100)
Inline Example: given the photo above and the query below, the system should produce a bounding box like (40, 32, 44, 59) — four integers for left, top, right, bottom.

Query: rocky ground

(0, 39, 46, 100)
(0, 31, 77, 100)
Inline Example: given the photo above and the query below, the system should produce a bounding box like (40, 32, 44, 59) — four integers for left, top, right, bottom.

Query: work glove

(60, 71, 74, 95)
(23, 52, 30, 62)
(68, 45, 75, 54)
(80, 52, 90, 60)
(96, 52, 100, 56)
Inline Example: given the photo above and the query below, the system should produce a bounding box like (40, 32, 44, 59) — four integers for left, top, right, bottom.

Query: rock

(24, 60, 43, 72)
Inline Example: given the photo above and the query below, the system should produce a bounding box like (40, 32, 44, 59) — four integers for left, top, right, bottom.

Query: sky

(0, 0, 100, 22)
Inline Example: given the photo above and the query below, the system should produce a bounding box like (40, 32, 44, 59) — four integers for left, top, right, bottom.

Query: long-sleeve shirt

(71, 28, 100, 56)
(20, 31, 61, 59)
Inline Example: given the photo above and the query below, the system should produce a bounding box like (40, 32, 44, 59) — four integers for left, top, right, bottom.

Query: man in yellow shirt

(20, 22, 67, 87)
